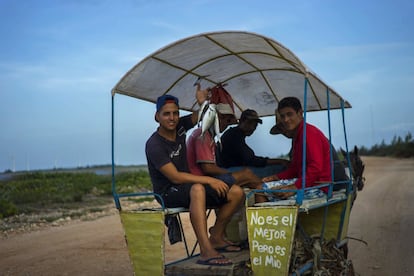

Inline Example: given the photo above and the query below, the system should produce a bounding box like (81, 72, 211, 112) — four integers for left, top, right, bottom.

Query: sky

(1, 0, 413, 172)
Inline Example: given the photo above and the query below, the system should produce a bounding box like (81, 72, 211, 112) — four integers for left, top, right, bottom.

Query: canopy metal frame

(111, 31, 351, 118)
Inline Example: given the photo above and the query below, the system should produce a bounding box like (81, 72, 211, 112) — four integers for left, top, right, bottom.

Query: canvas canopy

(112, 31, 351, 117)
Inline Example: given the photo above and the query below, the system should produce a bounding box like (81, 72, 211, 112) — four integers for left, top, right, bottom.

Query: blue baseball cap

(156, 95, 179, 111)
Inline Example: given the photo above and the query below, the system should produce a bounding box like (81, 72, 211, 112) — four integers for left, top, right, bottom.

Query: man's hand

(275, 184, 297, 199)
(191, 84, 211, 125)
(195, 83, 209, 105)
(262, 175, 279, 183)
(207, 177, 229, 198)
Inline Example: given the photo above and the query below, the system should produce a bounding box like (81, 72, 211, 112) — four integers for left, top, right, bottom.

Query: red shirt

(277, 121, 332, 190)
(186, 128, 216, 176)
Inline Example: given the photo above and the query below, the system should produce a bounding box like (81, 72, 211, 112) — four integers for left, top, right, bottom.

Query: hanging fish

(197, 99, 210, 126)
(195, 80, 212, 126)
(213, 111, 221, 143)
(200, 104, 217, 138)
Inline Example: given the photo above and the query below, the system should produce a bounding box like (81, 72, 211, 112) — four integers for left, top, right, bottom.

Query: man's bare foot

(209, 227, 241, 252)
(208, 226, 239, 246)
(213, 244, 241, 252)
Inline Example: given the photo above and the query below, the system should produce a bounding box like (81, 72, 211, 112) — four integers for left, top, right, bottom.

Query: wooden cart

(111, 31, 356, 275)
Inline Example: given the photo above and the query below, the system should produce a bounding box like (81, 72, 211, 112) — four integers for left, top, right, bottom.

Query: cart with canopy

(111, 31, 355, 275)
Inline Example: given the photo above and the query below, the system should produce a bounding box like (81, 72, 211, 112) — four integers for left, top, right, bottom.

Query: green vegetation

(359, 132, 414, 158)
(0, 169, 152, 219)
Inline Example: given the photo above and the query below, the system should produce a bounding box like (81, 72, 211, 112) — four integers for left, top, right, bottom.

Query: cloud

(0, 62, 48, 77)
(381, 121, 414, 133)
(332, 69, 382, 92)
(0, 52, 133, 94)
(299, 42, 412, 62)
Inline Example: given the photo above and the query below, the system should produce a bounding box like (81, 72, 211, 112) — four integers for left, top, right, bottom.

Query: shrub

(0, 199, 18, 218)
(0, 169, 152, 217)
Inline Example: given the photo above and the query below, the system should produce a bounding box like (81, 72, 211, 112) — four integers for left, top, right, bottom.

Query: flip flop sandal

(215, 244, 242, 252)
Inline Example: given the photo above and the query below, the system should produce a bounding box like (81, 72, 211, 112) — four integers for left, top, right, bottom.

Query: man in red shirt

(263, 97, 332, 198)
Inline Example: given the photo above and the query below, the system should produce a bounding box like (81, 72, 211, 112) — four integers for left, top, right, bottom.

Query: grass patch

(127, 197, 154, 203)
(0, 170, 152, 218)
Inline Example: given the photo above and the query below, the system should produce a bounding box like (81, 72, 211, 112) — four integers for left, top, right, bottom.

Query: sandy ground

(1, 156, 413, 276)
(347, 156, 414, 275)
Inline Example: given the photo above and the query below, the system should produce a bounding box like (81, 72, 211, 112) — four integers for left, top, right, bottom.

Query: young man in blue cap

(145, 89, 244, 266)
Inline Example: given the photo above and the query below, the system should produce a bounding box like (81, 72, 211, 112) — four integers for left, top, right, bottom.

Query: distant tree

(361, 132, 414, 158)
(404, 132, 412, 143)
(391, 135, 397, 145)
(358, 146, 369, 155)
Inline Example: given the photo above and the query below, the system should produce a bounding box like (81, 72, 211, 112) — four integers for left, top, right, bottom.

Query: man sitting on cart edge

(263, 96, 332, 198)
(269, 109, 349, 191)
(145, 90, 244, 266)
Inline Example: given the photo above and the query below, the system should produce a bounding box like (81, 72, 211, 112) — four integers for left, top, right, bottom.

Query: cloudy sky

(1, 0, 413, 172)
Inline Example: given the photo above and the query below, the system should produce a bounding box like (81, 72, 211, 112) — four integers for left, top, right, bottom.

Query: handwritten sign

(246, 206, 298, 276)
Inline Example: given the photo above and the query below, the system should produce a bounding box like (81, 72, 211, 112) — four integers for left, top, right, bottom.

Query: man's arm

(200, 163, 229, 176)
(276, 184, 297, 199)
(266, 158, 290, 167)
(190, 85, 209, 125)
(305, 131, 329, 186)
(223, 129, 267, 167)
(235, 135, 268, 167)
(159, 162, 229, 198)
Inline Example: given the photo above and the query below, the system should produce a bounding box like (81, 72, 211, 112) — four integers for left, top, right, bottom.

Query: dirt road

(347, 157, 414, 275)
(1, 157, 413, 275)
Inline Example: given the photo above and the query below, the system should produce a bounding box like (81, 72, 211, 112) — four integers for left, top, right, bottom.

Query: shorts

(215, 173, 236, 187)
(161, 183, 228, 209)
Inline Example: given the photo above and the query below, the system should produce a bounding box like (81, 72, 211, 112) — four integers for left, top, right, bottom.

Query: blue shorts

(215, 173, 236, 187)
